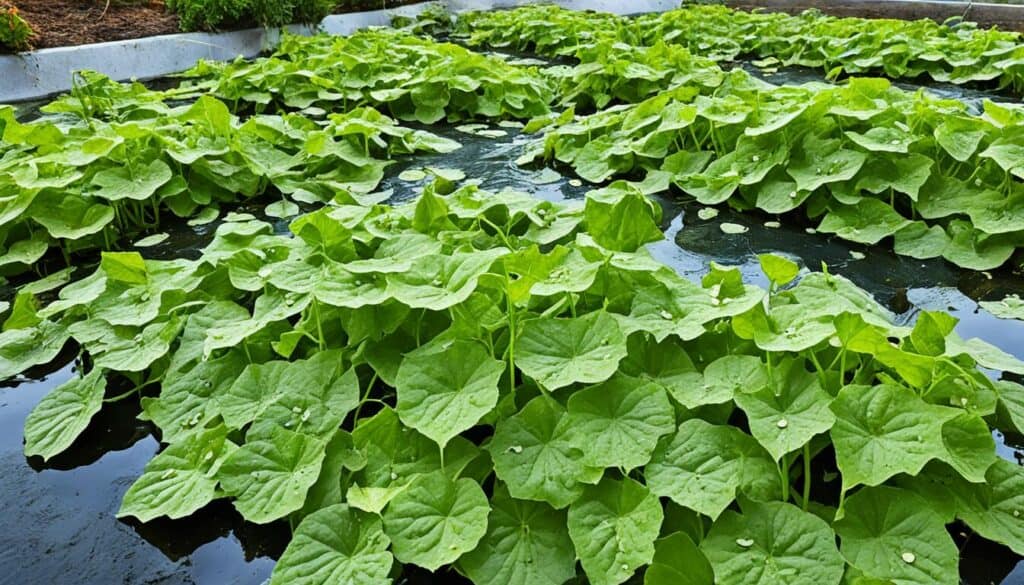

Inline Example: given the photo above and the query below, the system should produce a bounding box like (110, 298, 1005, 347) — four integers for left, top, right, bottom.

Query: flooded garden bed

(2, 3, 1024, 584)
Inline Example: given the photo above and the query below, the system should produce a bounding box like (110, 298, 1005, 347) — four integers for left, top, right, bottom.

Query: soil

(14, 0, 180, 50)
(7, 0, 428, 53)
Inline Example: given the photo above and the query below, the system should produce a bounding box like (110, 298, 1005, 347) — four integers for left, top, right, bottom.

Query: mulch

(8, 0, 429, 52)
(14, 0, 180, 50)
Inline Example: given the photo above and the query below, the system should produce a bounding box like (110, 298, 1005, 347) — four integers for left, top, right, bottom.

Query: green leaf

(829, 384, 955, 490)
(91, 159, 174, 201)
(787, 136, 866, 192)
(270, 504, 393, 585)
(734, 357, 836, 461)
(0, 237, 48, 270)
(396, 339, 504, 448)
(386, 249, 507, 311)
(23, 368, 106, 461)
(700, 500, 844, 585)
(516, 310, 628, 390)
(938, 413, 996, 483)
(758, 253, 800, 286)
(565, 373, 675, 470)
(953, 459, 1024, 555)
(834, 486, 958, 585)
(100, 251, 148, 285)
(218, 425, 327, 524)
(584, 182, 664, 252)
(980, 294, 1024, 321)
(619, 334, 704, 409)
(382, 470, 489, 571)
(646, 418, 778, 519)
(934, 117, 987, 162)
(219, 351, 351, 431)
(489, 396, 589, 509)
(118, 425, 237, 522)
(818, 200, 911, 245)
(693, 354, 768, 409)
(568, 477, 663, 585)
(351, 407, 475, 491)
(460, 483, 577, 585)
(644, 532, 714, 585)
(944, 334, 1024, 375)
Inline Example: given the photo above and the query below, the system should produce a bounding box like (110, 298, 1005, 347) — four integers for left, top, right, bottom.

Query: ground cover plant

(524, 69, 1024, 271)
(167, 0, 337, 32)
(544, 40, 725, 112)
(2, 3, 1024, 584)
(0, 80, 458, 275)
(636, 5, 1024, 92)
(0, 2, 32, 51)
(456, 3, 1024, 93)
(5, 180, 1024, 585)
(178, 28, 556, 123)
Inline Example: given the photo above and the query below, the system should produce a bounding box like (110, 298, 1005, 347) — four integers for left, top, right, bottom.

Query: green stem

(313, 298, 326, 351)
(802, 443, 812, 511)
(779, 453, 790, 503)
(351, 373, 379, 425)
(504, 267, 517, 397)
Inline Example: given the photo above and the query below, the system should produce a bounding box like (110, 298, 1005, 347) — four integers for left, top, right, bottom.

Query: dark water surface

(2, 113, 1023, 584)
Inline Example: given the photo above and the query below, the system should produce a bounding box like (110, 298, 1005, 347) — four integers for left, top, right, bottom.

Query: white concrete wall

(0, 0, 671, 103)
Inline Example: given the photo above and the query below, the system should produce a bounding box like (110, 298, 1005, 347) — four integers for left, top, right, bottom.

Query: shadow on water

(1, 120, 1023, 583)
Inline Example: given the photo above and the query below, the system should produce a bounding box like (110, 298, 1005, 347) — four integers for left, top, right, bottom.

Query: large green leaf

(0, 319, 69, 381)
(834, 486, 958, 585)
(701, 500, 844, 585)
(118, 425, 237, 522)
(829, 384, 955, 490)
(646, 418, 778, 519)
(460, 483, 577, 585)
(568, 477, 663, 585)
(953, 459, 1024, 555)
(583, 182, 663, 252)
(516, 310, 628, 390)
(91, 159, 174, 201)
(396, 339, 504, 448)
(270, 504, 393, 585)
(489, 396, 590, 509)
(382, 470, 489, 571)
(23, 368, 106, 461)
(218, 425, 327, 524)
(644, 532, 714, 585)
(734, 357, 836, 461)
(565, 373, 675, 470)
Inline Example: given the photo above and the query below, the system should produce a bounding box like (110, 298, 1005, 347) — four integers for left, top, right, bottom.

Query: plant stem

(802, 443, 812, 511)
(779, 453, 790, 502)
(504, 267, 517, 397)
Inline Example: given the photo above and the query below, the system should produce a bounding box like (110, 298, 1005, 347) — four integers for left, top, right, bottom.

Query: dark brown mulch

(7, 0, 429, 52)
(14, 0, 180, 50)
